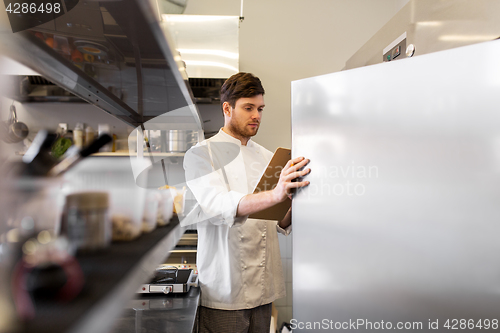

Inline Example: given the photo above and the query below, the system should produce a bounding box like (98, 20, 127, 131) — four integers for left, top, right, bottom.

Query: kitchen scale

(137, 265, 198, 294)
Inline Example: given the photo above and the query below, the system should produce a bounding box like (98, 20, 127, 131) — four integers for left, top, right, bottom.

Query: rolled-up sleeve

(184, 144, 247, 227)
(276, 223, 292, 236)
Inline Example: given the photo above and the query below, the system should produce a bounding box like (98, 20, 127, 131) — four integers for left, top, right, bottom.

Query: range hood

(0, 0, 203, 129)
(188, 78, 225, 104)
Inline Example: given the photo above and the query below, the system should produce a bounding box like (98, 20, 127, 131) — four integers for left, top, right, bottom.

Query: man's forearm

(236, 190, 281, 217)
(278, 207, 292, 229)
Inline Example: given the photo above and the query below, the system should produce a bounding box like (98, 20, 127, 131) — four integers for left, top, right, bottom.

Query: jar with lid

(60, 192, 111, 252)
(85, 125, 95, 147)
(73, 123, 84, 149)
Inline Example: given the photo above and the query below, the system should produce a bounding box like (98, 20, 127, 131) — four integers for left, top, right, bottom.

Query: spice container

(60, 191, 111, 252)
(73, 123, 84, 149)
(157, 187, 174, 226)
(62, 157, 151, 241)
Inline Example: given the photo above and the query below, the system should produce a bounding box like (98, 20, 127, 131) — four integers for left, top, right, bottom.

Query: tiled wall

(275, 233, 293, 327)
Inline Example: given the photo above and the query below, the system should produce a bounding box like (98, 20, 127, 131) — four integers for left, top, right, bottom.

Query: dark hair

(220, 72, 265, 109)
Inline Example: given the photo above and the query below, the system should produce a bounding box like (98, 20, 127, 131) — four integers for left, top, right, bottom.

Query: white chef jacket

(183, 128, 291, 310)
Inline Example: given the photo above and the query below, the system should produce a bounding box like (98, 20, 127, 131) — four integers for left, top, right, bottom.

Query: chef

(184, 72, 310, 333)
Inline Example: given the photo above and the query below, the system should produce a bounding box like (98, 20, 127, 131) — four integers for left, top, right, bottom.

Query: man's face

(224, 94, 265, 139)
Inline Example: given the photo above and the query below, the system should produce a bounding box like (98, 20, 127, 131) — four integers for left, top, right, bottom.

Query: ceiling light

(184, 60, 238, 72)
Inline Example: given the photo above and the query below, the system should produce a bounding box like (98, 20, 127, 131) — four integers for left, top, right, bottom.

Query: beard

(228, 118, 259, 139)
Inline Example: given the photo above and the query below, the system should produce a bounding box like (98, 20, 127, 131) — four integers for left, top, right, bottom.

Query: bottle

(73, 123, 84, 149)
(112, 133, 117, 152)
(85, 125, 95, 147)
(98, 124, 111, 152)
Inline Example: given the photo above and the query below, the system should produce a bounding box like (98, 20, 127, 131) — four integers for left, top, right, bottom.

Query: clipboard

(249, 147, 292, 221)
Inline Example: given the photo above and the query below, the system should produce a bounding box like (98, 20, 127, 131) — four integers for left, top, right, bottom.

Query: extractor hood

(188, 78, 225, 104)
(4, 75, 85, 102)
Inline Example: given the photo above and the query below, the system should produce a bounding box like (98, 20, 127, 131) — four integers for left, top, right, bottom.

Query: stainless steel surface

(60, 192, 111, 252)
(68, 222, 185, 333)
(166, 129, 197, 152)
(149, 285, 172, 293)
(110, 287, 200, 333)
(3, 75, 86, 103)
(292, 40, 500, 331)
(344, 0, 500, 70)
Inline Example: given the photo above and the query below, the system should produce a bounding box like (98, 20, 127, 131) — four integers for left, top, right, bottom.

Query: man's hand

(236, 156, 311, 217)
(272, 156, 311, 203)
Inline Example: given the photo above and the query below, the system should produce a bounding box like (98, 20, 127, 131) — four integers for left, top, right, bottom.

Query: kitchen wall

(0, 98, 134, 138)
(183, 0, 410, 326)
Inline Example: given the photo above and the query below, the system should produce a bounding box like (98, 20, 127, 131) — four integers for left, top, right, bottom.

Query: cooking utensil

(137, 268, 198, 294)
(1, 104, 29, 143)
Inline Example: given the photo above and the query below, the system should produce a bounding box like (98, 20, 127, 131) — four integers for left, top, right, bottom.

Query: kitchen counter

(111, 287, 200, 333)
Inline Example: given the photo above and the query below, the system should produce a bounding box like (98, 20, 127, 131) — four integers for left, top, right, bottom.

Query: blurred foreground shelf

(15, 216, 183, 333)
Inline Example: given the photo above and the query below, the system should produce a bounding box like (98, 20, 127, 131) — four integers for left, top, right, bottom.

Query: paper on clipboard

(249, 147, 291, 221)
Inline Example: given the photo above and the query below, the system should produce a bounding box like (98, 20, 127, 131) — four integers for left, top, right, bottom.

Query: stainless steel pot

(1, 105, 29, 144)
(166, 130, 197, 152)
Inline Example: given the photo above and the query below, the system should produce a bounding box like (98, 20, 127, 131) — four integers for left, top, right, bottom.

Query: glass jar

(60, 192, 111, 252)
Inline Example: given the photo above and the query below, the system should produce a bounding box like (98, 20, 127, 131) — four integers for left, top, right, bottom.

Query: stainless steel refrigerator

(291, 39, 500, 332)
